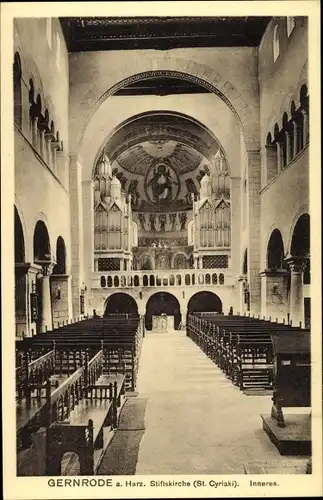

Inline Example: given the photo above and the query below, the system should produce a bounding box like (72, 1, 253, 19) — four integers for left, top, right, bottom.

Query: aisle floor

(134, 330, 302, 475)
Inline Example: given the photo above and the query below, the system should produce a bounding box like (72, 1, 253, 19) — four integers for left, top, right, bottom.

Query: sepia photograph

(1, 1, 322, 499)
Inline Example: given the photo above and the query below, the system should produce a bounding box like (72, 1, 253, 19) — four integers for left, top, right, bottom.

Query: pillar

(285, 131, 291, 165)
(276, 142, 281, 173)
(292, 120, 298, 157)
(50, 274, 73, 328)
(39, 128, 45, 159)
(45, 134, 52, 169)
(15, 263, 30, 338)
(285, 257, 307, 326)
(69, 154, 85, 317)
(237, 275, 247, 315)
(260, 269, 290, 322)
(230, 177, 241, 275)
(31, 117, 38, 149)
(82, 179, 94, 302)
(198, 256, 203, 269)
(41, 263, 55, 332)
(246, 150, 261, 315)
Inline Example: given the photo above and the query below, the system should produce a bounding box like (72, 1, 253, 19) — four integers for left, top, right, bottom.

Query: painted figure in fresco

(128, 179, 140, 207)
(159, 213, 167, 232)
(179, 212, 187, 230)
(169, 212, 177, 231)
(138, 212, 146, 231)
(185, 178, 198, 205)
(147, 164, 177, 203)
(149, 213, 156, 231)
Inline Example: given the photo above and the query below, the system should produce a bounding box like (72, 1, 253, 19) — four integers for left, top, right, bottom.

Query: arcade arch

(145, 292, 181, 331)
(187, 291, 223, 314)
(104, 292, 138, 316)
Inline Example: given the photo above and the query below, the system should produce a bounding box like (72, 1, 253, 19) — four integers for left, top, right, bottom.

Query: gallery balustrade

(92, 269, 234, 289)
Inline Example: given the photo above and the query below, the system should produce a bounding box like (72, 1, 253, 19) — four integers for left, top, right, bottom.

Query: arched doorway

(104, 292, 138, 316)
(145, 292, 181, 330)
(187, 291, 223, 314)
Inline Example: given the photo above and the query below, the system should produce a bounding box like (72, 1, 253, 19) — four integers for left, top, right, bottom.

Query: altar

(152, 315, 174, 332)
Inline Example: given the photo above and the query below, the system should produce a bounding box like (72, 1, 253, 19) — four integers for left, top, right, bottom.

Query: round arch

(93, 110, 229, 171)
(145, 291, 181, 330)
(187, 291, 223, 314)
(82, 96, 239, 182)
(53, 236, 66, 274)
(267, 229, 285, 269)
(291, 213, 310, 257)
(33, 220, 51, 262)
(104, 292, 138, 316)
(77, 66, 257, 151)
(14, 205, 25, 263)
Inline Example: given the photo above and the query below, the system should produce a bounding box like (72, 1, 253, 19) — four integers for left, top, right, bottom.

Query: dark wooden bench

(46, 351, 126, 475)
(186, 313, 310, 392)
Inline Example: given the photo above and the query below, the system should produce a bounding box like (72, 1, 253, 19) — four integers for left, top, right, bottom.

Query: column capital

(34, 260, 56, 277)
(259, 268, 290, 278)
(285, 256, 308, 273)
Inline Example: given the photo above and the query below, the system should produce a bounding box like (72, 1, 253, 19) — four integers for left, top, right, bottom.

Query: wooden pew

(45, 352, 125, 475)
(186, 313, 310, 392)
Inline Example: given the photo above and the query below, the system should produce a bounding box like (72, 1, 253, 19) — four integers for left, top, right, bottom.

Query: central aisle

(135, 330, 282, 475)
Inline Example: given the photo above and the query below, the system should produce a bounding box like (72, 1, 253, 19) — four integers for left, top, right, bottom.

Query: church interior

(13, 15, 312, 477)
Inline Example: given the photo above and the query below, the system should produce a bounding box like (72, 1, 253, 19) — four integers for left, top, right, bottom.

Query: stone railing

(92, 269, 234, 289)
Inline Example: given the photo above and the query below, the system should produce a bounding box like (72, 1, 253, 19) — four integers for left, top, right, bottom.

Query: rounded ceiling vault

(102, 112, 222, 177)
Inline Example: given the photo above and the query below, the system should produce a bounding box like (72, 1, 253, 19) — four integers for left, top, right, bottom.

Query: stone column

(246, 150, 261, 315)
(285, 131, 291, 165)
(237, 275, 247, 315)
(45, 134, 52, 169)
(41, 263, 55, 332)
(302, 110, 309, 146)
(198, 256, 203, 269)
(15, 263, 30, 338)
(292, 120, 298, 157)
(51, 141, 60, 175)
(230, 177, 241, 276)
(285, 257, 307, 326)
(260, 269, 290, 322)
(69, 154, 85, 317)
(31, 117, 39, 149)
(276, 142, 281, 173)
(82, 180, 94, 301)
(50, 274, 72, 328)
(39, 128, 45, 159)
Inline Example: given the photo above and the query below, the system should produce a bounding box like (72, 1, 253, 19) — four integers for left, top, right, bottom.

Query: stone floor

(135, 330, 308, 475)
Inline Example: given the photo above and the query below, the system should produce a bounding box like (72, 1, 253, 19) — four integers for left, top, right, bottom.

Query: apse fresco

(145, 161, 179, 205)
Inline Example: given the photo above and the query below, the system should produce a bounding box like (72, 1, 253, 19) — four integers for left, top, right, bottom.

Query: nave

(125, 330, 309, 475)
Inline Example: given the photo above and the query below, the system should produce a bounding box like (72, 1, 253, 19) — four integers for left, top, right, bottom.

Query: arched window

(101, 276, 106, 288)
(287, 17, 295, 37)
(107, 276, 113, 287)
(273, 25, 280, 62)
(265, 132, 278, 183)
(219, 273, 224, 285)
(205, 273, 211, 285)
(212, 273, 217, 285)
(13, 53, 22, 128)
